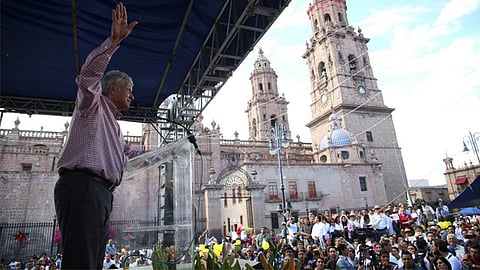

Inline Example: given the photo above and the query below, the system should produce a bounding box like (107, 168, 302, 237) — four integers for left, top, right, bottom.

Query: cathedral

(0, 0, 409, 245)
(189, 0, 408, 238)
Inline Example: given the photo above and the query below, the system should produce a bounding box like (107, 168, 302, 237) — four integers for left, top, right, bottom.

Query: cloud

(355, 6, 426, 39)
(437, 0, 480, 24)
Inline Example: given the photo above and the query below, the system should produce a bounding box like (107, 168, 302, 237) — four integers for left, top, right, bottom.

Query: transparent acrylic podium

(124, 137, 195, 268)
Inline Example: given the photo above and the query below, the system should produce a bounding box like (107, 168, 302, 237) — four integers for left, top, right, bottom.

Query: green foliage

(192, 239, 290, 270)
(151, 243, 172, 270)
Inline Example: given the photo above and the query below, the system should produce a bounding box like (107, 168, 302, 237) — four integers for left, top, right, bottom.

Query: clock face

(320, 94, 327, 103)
(358, 85, 366, 95)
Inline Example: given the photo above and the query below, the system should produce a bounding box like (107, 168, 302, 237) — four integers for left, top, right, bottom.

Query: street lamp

(269, 120, 290, 221)
(463, 131, 480, 164)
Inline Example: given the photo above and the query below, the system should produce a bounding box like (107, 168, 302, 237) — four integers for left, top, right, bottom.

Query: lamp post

(463, 131, 480, 164)
(269, 120, 290, 221)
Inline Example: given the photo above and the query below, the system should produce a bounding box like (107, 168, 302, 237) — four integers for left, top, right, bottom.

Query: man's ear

(106, 83, 116, 96)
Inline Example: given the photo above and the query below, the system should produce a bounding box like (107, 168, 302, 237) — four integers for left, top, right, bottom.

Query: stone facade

(443, 156, 480, 200)
(0, 121, 152, 224)
(302, 0, 408, 204)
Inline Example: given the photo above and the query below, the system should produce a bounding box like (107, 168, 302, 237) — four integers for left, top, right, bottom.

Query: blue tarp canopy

(448, 175, 480, 209)
(1, 0, 291, 124)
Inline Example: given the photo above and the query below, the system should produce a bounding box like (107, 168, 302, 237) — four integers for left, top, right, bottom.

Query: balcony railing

(265, 194, 281, 203)
(287, 193, 303, 202)
(305, 191, 324, 201)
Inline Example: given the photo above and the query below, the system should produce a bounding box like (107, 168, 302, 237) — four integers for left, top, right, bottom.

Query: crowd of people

(3, 200, 480, 270)
(3, 240, 153, 270)
(222, 200, 480, 270)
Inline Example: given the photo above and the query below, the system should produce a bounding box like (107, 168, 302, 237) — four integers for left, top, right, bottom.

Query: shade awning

(1, 0, 292, 125)
(455, 177, 467, 185)
(448, 175, 480, 209)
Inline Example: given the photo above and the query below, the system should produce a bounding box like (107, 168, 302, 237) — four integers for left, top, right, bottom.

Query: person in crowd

(396, 252, 423, 270)
(435, 200, 450, 221)
(325, 246, 339, 270)
(103, 254, 115, 270)
(398, 207, 414, 230)
(256, 226, 271, 248)
(300, 216, 314, 246)
(333, 216, 345, 241)
(106, 239, 117, 257)
(314, 257, 326, 270)
(287, 216, 299, 244)
(391, 247, 403, 269)
(281, 221, 290, 244)
(446, 233, 465, 260)
(371, 206, 389, 243)
(461, 244, 480, 270)
(54, 3, 140, 269)
(378, 250, 396, 270)
(336, 243, 361, 270)
(434, 256, 453, 270)
(420, 200, 435, 225)
(407, 206, 419, 227)
(431, 239, 462, 270)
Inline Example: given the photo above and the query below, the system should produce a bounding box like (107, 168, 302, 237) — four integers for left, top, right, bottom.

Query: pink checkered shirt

(57, 37, 140, 185)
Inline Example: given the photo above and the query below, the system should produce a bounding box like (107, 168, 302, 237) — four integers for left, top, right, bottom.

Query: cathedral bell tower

(303, 0, 409, 203)
(246, 49, 291, 141)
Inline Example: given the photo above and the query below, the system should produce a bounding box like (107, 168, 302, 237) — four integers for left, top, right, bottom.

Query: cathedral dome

(319, 129, 352, 150)
(319, 113, 352, 150)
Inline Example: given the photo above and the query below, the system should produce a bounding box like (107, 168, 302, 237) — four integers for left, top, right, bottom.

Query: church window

(324, 14, 331, 22)
(21, 163, 32, 171)
(340, 151, 350, 160)
(319, 62, 326, 78)
(232, 188, 236, 204)
(268, 182, 278, 200)
(359, 176, 367, 191)
(308, 181, 317, 198)
(288, 181, 298, 200)
(270, 115, 277, 129)
(311, 69, 315, 79)
(320, 155, 327, 163)
(366, 131, 373, 142)
(268, 82, 272, 90)
(314, 19, 319, 33)
(348, 54, 357, 70)
(338, 13, 343, 22)
(259, 83, 263, 91)
(224, 192, 228, 206)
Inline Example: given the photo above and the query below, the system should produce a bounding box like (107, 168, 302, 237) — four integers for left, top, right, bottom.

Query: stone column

(246, 182, 266, 232)
(202, 183, 224, 239)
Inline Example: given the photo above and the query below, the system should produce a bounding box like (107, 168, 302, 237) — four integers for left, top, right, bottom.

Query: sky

(1, 0, 479, 186)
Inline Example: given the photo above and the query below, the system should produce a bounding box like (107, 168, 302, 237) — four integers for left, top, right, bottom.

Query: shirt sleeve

(75, 38, 120, 112)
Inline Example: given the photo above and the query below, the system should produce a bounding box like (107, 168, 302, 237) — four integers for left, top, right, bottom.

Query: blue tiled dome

(319, 129, 352, 150)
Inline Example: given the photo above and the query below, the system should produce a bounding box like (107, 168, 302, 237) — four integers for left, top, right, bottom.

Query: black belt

(59, 168, 117, 192)
(376, 227, 387, 231)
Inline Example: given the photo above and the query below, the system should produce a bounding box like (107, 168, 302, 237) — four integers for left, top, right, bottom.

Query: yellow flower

(213, 243, 223, 257)
(262, 241, 270, 250)
(199, 244, 209, 257)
